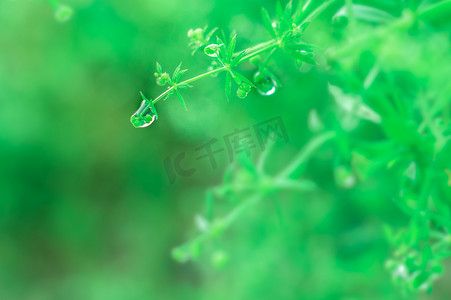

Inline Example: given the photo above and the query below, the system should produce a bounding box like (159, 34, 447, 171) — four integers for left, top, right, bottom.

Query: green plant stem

(151, 66, 227, 104)
(327, 10, 415, 61)
(173, 194, 262, 256)
(277, 131, 336, 179)
(345, 0, 355, 26)
(238, 40, 281, 63)
(418, 0, 451, 21)
(143, 39, 281, 114)
(328, 0, 451, 61)
(47, 0, 59, 8)
(214, 178, 316, 195)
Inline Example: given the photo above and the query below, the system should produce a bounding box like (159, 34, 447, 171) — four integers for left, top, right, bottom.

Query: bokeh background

(1, 0, 450, 299)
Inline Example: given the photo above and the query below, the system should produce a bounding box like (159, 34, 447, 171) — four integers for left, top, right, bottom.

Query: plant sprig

(130, 0, 335, 128)
(131, 0, 451, 294)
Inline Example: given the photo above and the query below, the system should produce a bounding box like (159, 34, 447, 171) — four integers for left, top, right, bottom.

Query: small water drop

(253, 71, 278, 96)
(130, 99, 158, 128)
(204, 44, 221, 58)
(55, 4, 73, 23)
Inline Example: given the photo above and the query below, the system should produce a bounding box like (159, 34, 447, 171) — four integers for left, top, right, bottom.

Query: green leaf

(225, 72, 232, 101)
(284, 0, 293, 19)
(333, 4, 395, 24)
(293, 0, 309, 23)
(276, 1, 284, 20)
(227, 34, 237, 63)
(178, 83, 193, 89)
(296, 51, 316, 65)
(231, 70, 255, 88)
(230, 49, 247, 67)
(419, 0, 451, 24)
(204, 190, 214, 221)
(216, 37, 226, 60)
(300, 0, 335, 25)
(206, 27, 218, 41)
(261, 8, 277, 38)
(285, 42, 314, 52)
(298, 21, 310, 34)
(422, 244, 433, 266)
(175, 69, 188, 83)
(176, 89, 187, 110)
(172, 62, 182, 82)
(156, 62, 163, 74)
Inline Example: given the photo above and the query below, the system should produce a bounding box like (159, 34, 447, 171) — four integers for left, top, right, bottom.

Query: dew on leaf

(130, 99, 158, 128)
(55, 5, 73, 23)
(204, 44, 221, 57)
(253, 71, 278, 96)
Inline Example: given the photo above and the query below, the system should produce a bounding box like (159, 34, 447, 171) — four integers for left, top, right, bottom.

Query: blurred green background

(1, 0, 450, 299)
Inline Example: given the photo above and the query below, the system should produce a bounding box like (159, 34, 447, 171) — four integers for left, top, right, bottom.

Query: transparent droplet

(204, 44, 221, 57)
(210, 250, 229, 268)
(308, 109, 324, 133)
(55, 4, 73, 23)
(130, 99, 158, 128)
(334, 165, 356, 189)
(253, 71, 277, 96)
(171, 243, 201, 263)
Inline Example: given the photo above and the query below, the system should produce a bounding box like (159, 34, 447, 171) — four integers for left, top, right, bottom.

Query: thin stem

(151, 66, 227, 104)
(261, 48, 278, 68)
(47, 0, 59, 8)
(418, 0, 451, 21)
(299, 0, 336, 26)
(235, 39, 278, 57)
(148, 40, 281, 107)
(328, 0, 451, 61)
(238, 40, 281, 63)
(327, 11, 415, 61)
(277, 131, 336, 179)
(345, 0, 355, 26)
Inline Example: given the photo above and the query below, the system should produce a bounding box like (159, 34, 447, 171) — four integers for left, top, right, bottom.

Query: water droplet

(210, 250, 229, 268)
(55, 5, 73, 23)
(130, 99, 158, 128)
(253, 71, 278, 96)
(204, 44, 221, 57)
(171, 243, 201, 263)
(334, 165, 356, 189)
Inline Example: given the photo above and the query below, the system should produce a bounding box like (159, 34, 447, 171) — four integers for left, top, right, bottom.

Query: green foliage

(130, 0, 451, 295)
(3, 0, 451, 298)
(130, 0, 336, 126)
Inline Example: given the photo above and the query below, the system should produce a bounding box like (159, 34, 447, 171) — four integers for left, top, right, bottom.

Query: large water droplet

(130, 99, 158, 128)
(253, 71, 278, 96)
(204, 44, 221, 58)
(55, 5, 73, 23)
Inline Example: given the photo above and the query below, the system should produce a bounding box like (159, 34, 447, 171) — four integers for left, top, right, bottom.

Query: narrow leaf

(176, 90, 187, 110)
(299, 0, 334, 25)
(294, 0, 313, 23)
(227, 34, 237, 63)
(298, 52, 316, 65)
(261, 8, 277, 38)
(231, 70, 256, 88)
(176, 69, 188, 82)
(225, 72, 232, 102)
(333, 4, 395, 24)
(216, 37, 226, 60)
(284, 0, 293, 19)
(206, 27, 218, 41)
(231, 49, 247, 67)
(178, 83, 193, 89)
(156, 62, 163, 74)
(276, 1, 284, 20)
(172, 62, 182, 82)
